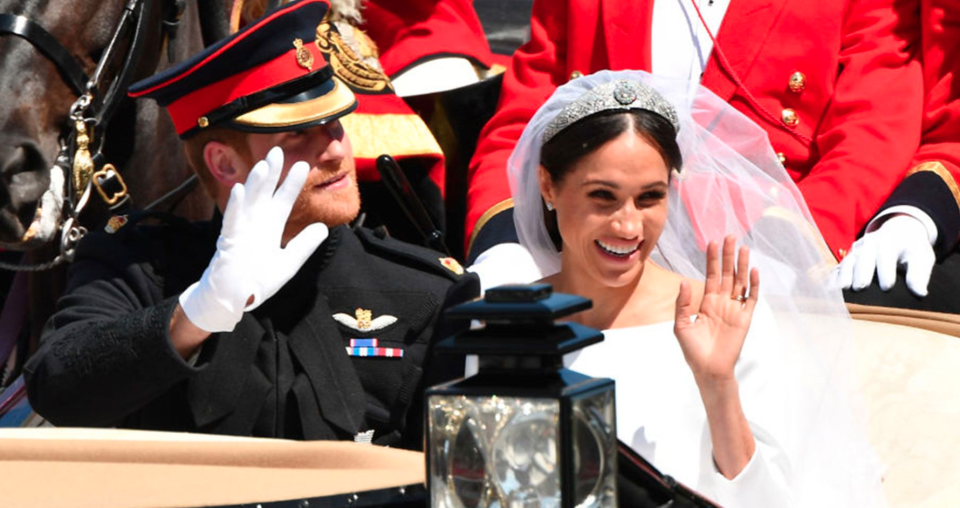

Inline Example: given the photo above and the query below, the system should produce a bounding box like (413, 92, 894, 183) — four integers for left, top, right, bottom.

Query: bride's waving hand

(675, 236, 760, 382)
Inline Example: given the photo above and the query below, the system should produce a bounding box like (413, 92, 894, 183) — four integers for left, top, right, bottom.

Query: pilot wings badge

(333, 308, 398, 333)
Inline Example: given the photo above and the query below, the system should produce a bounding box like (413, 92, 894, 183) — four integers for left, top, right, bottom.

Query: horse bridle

(0, 0, 188, 271)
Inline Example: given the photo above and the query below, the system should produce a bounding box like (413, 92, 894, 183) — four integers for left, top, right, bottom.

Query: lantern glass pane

(571, 389, 617, 507)
(429, 395, 561, 508)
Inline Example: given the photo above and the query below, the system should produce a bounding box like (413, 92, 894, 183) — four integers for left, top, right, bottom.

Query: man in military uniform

(24, 0, 477, 448)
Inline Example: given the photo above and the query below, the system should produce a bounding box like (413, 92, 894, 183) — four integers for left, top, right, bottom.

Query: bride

(501, 70, 885, 506)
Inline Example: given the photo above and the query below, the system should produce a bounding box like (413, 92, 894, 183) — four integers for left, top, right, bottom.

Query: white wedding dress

(564, 303, 793, 507)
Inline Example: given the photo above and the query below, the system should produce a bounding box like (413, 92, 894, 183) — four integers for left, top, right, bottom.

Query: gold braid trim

(316, 20, 393, 93)
(906, 161, 960, 213)
(467, 198, 514, 256)
(340, 113, 442, 159)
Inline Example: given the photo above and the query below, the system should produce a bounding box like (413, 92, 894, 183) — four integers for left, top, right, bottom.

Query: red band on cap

(165, 43, 323, 134)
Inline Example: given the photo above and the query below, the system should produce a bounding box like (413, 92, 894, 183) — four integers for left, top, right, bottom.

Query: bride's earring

(546, 202, 555, 211)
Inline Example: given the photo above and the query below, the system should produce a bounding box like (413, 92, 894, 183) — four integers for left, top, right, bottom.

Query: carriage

(0, 0, 958, 506)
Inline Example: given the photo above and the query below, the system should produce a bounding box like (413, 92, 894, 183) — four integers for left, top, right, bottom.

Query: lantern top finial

(436, 284, 602, 358)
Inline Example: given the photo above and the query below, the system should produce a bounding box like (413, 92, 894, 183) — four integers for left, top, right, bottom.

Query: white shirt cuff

(186, 345, 203, 367)
(868, 205, 938, 245)
(391, 57, 480, 97)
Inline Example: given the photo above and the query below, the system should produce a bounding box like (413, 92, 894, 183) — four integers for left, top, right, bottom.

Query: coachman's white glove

(835, 214, 936, 297)
(179, 147, 329, 332)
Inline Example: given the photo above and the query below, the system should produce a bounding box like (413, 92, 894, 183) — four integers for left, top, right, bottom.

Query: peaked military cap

(128, 0, 356, 138)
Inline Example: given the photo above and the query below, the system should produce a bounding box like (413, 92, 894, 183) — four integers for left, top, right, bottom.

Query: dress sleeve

(707, 424, 795, 507)
(700, 300, 796, 507)
(24, 242, 201, 427)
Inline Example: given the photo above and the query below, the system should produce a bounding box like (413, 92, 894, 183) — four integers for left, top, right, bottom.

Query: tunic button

(776, 152, 786, 165)
(788, 72, 806, 93)
(570, 70, 583, 80)
(781, 108, 799, 127)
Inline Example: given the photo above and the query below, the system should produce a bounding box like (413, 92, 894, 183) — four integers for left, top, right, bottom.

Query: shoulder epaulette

(101, 210, 198, 235)
(77, 210, 216, 262)
(355, 227, 466, 282)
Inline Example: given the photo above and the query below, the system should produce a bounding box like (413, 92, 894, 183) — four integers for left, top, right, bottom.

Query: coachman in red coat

(841, 0, 960, 313)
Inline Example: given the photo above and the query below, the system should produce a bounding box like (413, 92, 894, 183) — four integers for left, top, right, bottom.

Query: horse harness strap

(0, 0, 160, 127)
(0, 15, 90, 96)
(76, 0, 160, 213)
(0, 0, 186, 271)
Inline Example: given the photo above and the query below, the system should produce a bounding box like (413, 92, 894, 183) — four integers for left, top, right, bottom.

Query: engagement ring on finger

(731, 294, 747, 303)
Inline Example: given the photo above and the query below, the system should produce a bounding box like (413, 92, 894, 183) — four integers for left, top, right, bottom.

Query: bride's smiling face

(540, 131, 670, 288)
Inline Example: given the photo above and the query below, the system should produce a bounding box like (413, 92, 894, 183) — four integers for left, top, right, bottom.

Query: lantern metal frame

(425, 285, 617, 508)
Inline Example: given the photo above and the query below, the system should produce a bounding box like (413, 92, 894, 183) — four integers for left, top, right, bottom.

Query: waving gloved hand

(835, 214, 935, 297)
(179, 146, 329, 333)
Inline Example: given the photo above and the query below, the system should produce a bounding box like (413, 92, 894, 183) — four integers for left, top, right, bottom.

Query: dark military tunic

(24, 214, 477, 449)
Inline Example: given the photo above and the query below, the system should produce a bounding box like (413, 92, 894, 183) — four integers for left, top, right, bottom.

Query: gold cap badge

(294, 38, 313, 70)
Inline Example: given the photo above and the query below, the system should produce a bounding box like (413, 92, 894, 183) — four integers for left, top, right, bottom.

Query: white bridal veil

(508, 70, 886, 506)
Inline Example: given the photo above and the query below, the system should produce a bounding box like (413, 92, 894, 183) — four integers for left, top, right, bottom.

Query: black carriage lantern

(426, 284, 618, 508)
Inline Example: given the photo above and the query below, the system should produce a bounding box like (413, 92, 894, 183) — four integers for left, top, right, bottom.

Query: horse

(0, 0, 230, 373)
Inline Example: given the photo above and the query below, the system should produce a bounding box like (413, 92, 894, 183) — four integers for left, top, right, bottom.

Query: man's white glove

(179, 147, 329, 333)
(835, 214, 936, 297)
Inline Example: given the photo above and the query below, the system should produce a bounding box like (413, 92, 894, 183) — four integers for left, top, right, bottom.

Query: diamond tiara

(542, 79, 681, 144)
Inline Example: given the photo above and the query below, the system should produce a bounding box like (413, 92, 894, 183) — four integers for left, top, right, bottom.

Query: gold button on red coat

(788, 72, 806, 93)
(570, 70, 583, 80)
(776, 152, 786, 164)
(781, 108, 799, 127)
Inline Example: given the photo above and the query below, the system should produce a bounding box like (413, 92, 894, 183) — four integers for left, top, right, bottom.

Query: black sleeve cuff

(25, 297, 198, 426)
(881, 171, 960, 259)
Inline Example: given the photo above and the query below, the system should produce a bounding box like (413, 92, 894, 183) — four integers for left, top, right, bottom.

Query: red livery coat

(360, 0, 494, 78)
(914, 0, 960, 174)
(465, 0, 923, 260)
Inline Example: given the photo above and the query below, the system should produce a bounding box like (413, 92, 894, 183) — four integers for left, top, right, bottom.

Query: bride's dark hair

(539, 109, 682, 249)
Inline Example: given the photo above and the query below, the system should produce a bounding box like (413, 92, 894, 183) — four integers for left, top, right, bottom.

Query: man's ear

(203, 141, 247, 187)
(538, 165, 556, 205)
